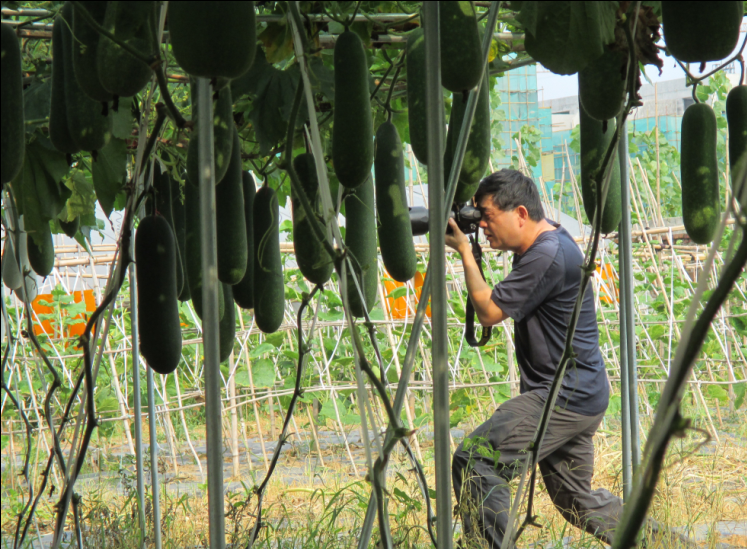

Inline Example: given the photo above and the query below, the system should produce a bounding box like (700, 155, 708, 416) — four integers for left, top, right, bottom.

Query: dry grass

(2, 406, 746, 548)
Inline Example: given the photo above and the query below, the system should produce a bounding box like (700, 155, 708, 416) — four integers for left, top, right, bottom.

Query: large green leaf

(111, 98, 136, 140)
(251, 66, 300, 155)
(31, 139, 71, 184)
(319, 397, 359, 426)
(230, 48, 274, 99)
(91, 138, 128, 218)
(705, 384, 729, 405)
(308, 56, 335, 103)
(19, 160, 49, 247)
(23, 78, 51, 132)
(251, 359, 276, 388)
(249, 342, 276, 358)
(733, 382, 745, 410)
(65, 171, 97, 221)
(26, 141, 71, 220)
(258, 20, 294, 64)
(519, 1, 619, 75)
(12, 141, 70, 247)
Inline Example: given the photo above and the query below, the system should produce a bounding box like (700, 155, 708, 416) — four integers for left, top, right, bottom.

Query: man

(444, 169, 691, 548)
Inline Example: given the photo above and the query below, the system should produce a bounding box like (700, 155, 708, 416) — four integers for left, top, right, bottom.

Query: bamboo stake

(503, 254, 518, 398)
(627, 178, 720, 440)
(228, 352, 240, 478)
(556, 154, 566, 220)
(20, 354, 56, 486)
(563, 141, 586, 237)
(636, 158, 664, 226)
(173, 370, 204, 478)
(445, 258, 498, 406)
(158, 376, 179, 476)
(237, 315, 270, 472)
(106, 350, 135, 455)
(319, 333, 360, 477)
(306, 405, 325, 467)
(8, 420, 16, 491)
(376, 278, 424, 462)
(655, 83, 661, 210)
(241, 420, 253, 472)
(629, 160, 653, 228)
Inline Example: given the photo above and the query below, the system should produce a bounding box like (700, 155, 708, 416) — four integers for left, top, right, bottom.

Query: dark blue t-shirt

(491, 221, 609, 416)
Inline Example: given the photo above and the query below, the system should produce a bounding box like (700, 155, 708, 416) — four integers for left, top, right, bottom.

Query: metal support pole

(619, 121, 640, 476)
(196, 76, 225, 549)
(129, 264, 147, 549)
(618, 237, 632, 499)
(423, 4, 452, 548)
(146, 365, 162, 549)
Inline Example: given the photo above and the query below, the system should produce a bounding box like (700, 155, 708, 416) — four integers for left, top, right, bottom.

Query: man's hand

(444, 218, 507, 327)
(445, 218, 470, 255)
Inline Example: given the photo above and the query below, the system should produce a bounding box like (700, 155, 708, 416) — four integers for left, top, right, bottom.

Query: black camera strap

(464, 233, 492, 347)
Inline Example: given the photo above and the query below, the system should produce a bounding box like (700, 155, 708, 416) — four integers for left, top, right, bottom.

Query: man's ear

(516, 205, 530, 226)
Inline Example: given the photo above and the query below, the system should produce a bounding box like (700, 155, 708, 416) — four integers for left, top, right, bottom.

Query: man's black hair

(473, 169, 545, 222)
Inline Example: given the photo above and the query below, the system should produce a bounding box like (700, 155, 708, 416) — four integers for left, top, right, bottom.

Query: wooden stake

(228, 352, 240, 478)
(306, 405, 325, 467)
(237, 315, 270, 472)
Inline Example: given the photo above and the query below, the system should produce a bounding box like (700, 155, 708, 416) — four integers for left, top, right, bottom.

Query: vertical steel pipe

(128, 264, 147, 549)
(618, 237, 632, 499)
(618, 121, 640, 475)
(423, 4, 452, 548)
(196, 76, 225, 548)
(146, 366, 162, 549)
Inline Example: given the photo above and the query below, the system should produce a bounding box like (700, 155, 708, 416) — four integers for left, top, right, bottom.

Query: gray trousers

(452, 391, 623, 548)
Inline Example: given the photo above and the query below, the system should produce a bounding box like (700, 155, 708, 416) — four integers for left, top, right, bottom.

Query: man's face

(477, 196, 522, 251)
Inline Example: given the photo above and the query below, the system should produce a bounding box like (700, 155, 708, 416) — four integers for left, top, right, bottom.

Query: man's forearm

(458, 244, 504, 325)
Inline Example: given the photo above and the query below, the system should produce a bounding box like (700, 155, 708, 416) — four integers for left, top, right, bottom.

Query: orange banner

(31, 289, 97, 340)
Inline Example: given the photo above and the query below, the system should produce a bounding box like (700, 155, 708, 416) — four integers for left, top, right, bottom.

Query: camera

(409, 204, 482, 236)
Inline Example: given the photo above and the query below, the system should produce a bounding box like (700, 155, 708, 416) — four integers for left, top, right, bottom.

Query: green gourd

(216, 127, 248, 285)
(406, 28, 433, 165)
(579, 106, 622, 234)
(185, 178, 225, 320)
(219, 283, 236, 363)
(27, 223, 55, 277)
(681, 103, 720, 244)
(232, 172, 256, 309)
(97, 1, 155, 97)
(1, 23, 25, 185)
(61, 3, 112, 152)
(333, 31, 374, 189)
(662, 2, 743, 63)
(169, 1, 256, 80)
(2, 239, 22, 290)
(578, 49, 626, 121)
(444, 73, 491, 203)
(374, 122, 417, 282)
(344, 176, 378, 318)
(153, 162, 184, 297)
(135, 215, 182, 375)
(187, 82, 235, 186)
(253, 185, 285, 333)
(50, 13, 81, 155)
(72, 1, 113, 102)
(439, 1, 482, 93)
(291, 153, 333, 285)
(726, 86, 747, 188)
